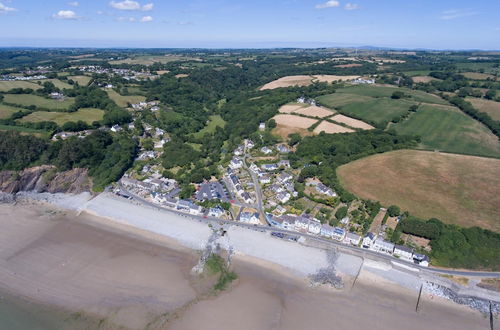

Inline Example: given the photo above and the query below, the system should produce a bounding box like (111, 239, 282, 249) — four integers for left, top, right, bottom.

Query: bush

(335, 206, 348, 220)
(387, 205, 401, 217)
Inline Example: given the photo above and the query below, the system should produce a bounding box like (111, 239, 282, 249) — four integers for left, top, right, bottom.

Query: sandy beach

(0, 196, 494, 329)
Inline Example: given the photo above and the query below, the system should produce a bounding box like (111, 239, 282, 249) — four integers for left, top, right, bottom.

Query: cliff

(0, 165, 91, 194)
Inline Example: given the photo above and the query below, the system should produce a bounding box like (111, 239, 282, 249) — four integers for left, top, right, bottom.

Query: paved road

(117, 184, 500, 278)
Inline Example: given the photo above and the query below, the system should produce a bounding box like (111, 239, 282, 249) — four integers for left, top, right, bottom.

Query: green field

(0, 104, 24, 119)
(68, 75, 91, 86)
(0, 81, 41, 92)
(322, 96, 416, 125)
(4, 94, 74, 110)
(106, 89, 145, 107)
(33, 79, 73, 90)
(393, 104, 500, 158)
(19, 108, 104, 125)
(335, 85, 449, 105)
(193, 115, 227, 138)
(402, 70, 432, 77)
(317, 93, 373, 108)
(456, 62, 500, 75)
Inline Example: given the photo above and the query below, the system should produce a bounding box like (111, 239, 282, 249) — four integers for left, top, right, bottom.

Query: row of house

(227, 171, 253, 204)
(260, 145, 290, 155)
(362, 232, 429, 266)
(265, 213, 362, 245)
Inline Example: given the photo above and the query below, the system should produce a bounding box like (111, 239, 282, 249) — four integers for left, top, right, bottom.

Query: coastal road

(116, 184, 500, 278)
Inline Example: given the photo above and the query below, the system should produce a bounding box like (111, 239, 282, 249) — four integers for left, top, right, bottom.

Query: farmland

(313, 121, 353, 134)
(293, 105, 334, 118)
(393, 104, 500, 158)
(3, 94, 74, 110)
(19, 108, 104, 125)
(0, 80, 41, 92)
(337, 150, 500, 232)
(0, 104, 23, 119)
(330, 114, 374, 129)
(335, 85, 449, 105)
(260, 75, 359, 90)
(106, 89, 145, 107)
(33, 79, 72, 90)
(109, 55, 198, 65)
(466, 97, 500, 121)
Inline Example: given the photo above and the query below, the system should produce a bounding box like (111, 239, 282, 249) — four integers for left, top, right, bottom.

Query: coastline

(0, 192, 497, 329)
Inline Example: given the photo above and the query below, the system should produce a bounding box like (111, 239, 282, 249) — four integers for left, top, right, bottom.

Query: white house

(245, 139, 255, 149)
(110, 124, 122, 132)
(316, 183, 336, 197)
(294, 217, 309, 231)
(259, 175, 271, 184)
(261, 163, 278, 171)
(394, 245, 414, 260)
(239, 212, 260, 224)
(372, 238, 395, 255)
(344, 232, 361, 246)
(332, 227, 346, 241)
(274, 205, 286, 215)
(362, 233, 376, 248)
(278, 172, 293, 183)
(234, 145, 244, 156)
(209, 206, 225, 217)
(276, 144, 290, 153)
(320, 224, 335, 238)
(229, 157, 243, 169)
(261, 146, 273, 154)
(413, 253, 430, 267)
(308, 219, 322, 235)
(259, 122, 266, 130)
(278, 160, 290, 168)
(276, 192, 291, 204)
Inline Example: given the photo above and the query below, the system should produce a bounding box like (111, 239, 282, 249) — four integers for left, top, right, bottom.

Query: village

(116, 124, 430, 268)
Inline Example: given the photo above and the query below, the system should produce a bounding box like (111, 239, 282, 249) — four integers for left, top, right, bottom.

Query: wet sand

(0, 203, 491, 329)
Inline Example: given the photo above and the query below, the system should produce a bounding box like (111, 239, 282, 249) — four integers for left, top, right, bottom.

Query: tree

(387, 205, 401, 217)
(288, 133, 302, 146)
(179, 184, 196, 199)
(335, 206, 348, 220)
(142, 138, 154, 151)
(485, 89, 496, 100)
(267, 118, 277, 129)
(391, 91, 405, 99)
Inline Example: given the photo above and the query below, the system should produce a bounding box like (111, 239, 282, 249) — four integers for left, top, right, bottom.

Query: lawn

(317, 93, 373, 108)
(0, 80, 41, 92)
(106, 89, 145, 107)
(393, 104, 500, 158)
(193, 115, 227, 138)
(4, 94, 74, 110)
(466, 97, 500, 121)
(19, 108, 104, 125)
(337, 150, 500, 232)
(0, 104, 24, 119)
(68, 75, 92, 86)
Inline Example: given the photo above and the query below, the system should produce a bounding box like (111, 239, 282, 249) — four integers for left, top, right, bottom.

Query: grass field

(4, 94, 74, 110)
(335, 85, 449, 105)
(339, 98, 417, 125)
(68, 75, 91, 86)
(106, 89, 145, 107)
(0, 81, 41, 92)
(193, 115, 226, 138)
(456, 62, 500, 75)
(337, 150, 500, 232)
(393, 104, 500, 158)
(466, 97, 500, 121)
(462, 72, 496, 80)
(0, 104, 24, 119)
(33, 79, 73, 90)
(0, 124, 47, 137)
(19, 108, 104, 125)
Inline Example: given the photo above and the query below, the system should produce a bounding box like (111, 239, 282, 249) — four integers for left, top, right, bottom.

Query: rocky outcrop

(0, 166, 91, 194)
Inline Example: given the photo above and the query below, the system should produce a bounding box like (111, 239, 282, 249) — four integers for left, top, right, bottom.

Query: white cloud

(117, 16, 136, 21)
(110, 0, 153, 11)
(110, 0, 140, 10)
(140, 15, 153, 22)
(440, 9, 477, 20)
(344, 3, 359, 10)
(52, 10, 79, 20)
(315, 1, 340, 9)
(0, 2, 16, 13)
(67, 1, 79, 7)
(142, 3, 153, 11)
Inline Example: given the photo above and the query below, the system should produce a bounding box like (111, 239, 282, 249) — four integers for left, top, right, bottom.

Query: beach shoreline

(0, 193, 496, 329)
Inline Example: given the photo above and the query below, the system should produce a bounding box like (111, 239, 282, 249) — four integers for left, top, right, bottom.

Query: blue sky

(0, 0, 499, 49)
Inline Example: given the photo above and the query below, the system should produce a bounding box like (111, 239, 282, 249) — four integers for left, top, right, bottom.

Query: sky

(0, 0, 499, 49)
